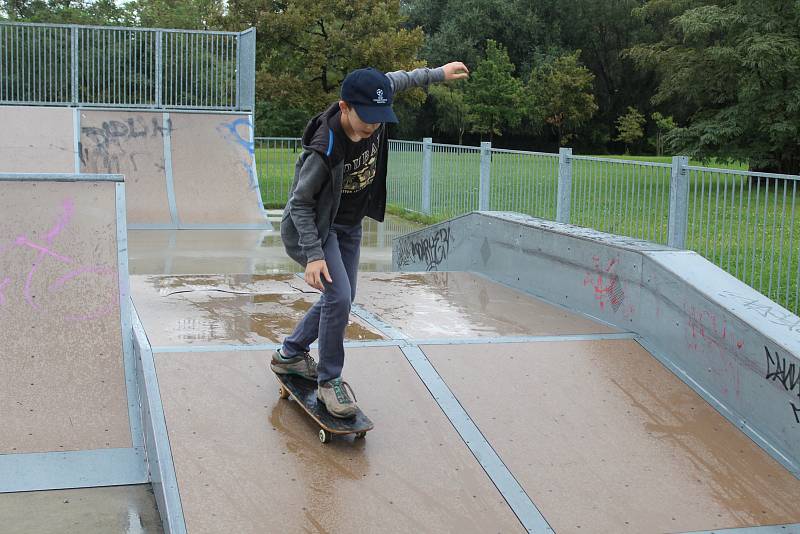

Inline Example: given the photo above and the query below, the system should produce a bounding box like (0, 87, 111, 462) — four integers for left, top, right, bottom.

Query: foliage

(463, 40, 524, 142)
(528, 51, 598, 147)
(628, 0, 800, 173)
(427, 84, 468, 145)
(615, 106, 646, 153)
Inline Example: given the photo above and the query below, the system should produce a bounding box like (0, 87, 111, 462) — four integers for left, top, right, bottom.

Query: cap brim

(353, 104, 398, 124)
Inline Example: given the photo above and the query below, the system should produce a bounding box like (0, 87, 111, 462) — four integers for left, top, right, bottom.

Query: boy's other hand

(442, 62, 470, 81)
(305, 259, 332, 291)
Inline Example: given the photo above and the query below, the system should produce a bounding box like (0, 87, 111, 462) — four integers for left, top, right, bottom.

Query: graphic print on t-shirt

(341, 132, 380, 194)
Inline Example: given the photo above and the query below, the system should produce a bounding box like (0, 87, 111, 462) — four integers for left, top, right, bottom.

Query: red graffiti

(583, 255, 626, 313)
(684, 304, 744, 398)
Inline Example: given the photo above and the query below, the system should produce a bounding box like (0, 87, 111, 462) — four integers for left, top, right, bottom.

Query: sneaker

(269, 349, 318, 381)
(317, 377, 358, 418)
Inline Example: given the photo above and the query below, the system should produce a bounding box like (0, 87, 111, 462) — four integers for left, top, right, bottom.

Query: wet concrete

(0, 485, 163, 534)
(424, 340, 800, 533)
(127, 216, 422, 275)
(154, 347, 523, 533)
(130, 274, 383, 347)
(357, 271, 619, 339)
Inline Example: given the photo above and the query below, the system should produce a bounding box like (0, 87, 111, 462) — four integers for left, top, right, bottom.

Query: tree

(124, 0, 225, 30)
(529, 50, 598, 148)
(628, 0, 800, 174)
(403, 0, 546, 77)
(615, 106, 646, 153)
(464, 40, 524, 142)
(651, 111, 676, 156)
(227, 0, 426, 120)
(0, 0, 132, 25)
(428, 84, 468, 145)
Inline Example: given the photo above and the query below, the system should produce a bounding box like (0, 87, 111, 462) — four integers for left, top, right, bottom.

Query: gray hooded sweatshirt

(281, 67, 445, 267)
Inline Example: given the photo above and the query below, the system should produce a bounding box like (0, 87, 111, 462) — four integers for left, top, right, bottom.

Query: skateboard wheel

(355, 432, 367, 439)
(279, 386, 290, 400)
(319, 429, 331, 443)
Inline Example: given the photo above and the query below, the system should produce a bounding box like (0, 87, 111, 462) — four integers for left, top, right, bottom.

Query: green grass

(255, 144, 799, 314)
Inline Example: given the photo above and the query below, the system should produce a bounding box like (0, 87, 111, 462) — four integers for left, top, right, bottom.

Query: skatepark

(2, 21, 800, 534)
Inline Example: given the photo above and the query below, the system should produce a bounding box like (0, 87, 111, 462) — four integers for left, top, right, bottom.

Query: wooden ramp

(0, 105, 269, 230)
(130, 271, 800, 533)
(0, 174, 146, 492)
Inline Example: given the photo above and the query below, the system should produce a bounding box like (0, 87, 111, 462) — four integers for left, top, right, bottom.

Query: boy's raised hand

(441, 62, 470, 81)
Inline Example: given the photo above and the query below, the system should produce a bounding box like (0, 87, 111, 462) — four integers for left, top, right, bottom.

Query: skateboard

(274, 373, 374, 443)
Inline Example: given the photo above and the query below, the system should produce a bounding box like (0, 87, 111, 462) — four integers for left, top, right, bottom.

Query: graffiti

(218, 118, 258, 191)
(718, 290, 800, 336)
(395, 227, 453, 271)
(0, 198, 118, 322)
(683, 304, 744, 398)
(80, 116, 171, 173)
(583, 256, 625, 313)
(765, 346, 800, 424)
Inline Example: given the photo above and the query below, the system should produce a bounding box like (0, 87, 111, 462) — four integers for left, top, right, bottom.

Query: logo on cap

(373, 89, 388, 105)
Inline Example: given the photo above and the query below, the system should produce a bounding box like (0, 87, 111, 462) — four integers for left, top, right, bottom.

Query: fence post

(422, 137, 432, 215)
(479, 141, 491, 211)
(556, 147, 573, 223)
(70, 26, 78, 105)
(155, 30, 163, 108)
(235, 32, 242, 111)
(668, 155, 690, 249)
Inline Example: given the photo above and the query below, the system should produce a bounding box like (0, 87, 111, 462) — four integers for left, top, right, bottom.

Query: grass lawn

(255, 142, 799, 313)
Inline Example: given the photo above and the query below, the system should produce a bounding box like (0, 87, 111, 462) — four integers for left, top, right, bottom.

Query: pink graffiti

(0, 198, 117, 322)
(684, 303, 744, 399)
(583, 255, 626, 313)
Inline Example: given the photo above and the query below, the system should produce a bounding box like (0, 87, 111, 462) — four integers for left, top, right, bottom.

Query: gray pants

(283, 222, 362, 384)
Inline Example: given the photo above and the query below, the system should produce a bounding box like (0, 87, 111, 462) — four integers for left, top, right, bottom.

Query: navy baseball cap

(341, 67, 398, 124)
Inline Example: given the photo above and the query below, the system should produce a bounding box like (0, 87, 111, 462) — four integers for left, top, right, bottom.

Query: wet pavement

(127, 215, 422, 275)
(131, 271, 800, 533)
(130, 273, 383, 346)
(0, 485, 163, 534)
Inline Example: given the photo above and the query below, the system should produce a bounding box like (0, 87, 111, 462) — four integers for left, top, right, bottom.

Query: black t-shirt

(329, 111, 383, 226)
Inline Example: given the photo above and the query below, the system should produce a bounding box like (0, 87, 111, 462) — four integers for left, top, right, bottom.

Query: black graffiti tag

(765, 346, 800, 424)
(396, 227, 452, 271)
(80, 117, 172, 172)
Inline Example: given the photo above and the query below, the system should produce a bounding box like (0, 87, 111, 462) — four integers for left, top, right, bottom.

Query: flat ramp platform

(132, 271, 800, 533)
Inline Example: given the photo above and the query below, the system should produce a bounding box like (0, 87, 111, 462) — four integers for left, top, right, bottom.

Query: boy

(271, 62, 469, 417)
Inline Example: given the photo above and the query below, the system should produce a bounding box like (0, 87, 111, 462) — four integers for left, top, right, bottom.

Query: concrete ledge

(392, 211, 800, 476)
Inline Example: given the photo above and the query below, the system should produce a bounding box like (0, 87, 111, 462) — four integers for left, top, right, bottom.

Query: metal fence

(256, 136, 799, 314)
(0, 21, 255, 110)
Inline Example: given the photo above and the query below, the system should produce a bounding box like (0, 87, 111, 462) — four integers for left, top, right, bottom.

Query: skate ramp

(169, 113, 266, 227)
(393, 212, 800, 481)
(130, 270, 800, 533)
(0, 174, 145, 492)
(0, 106, 75, 173)
(79, 110, 173, 225)
(0, 105, 268, 229)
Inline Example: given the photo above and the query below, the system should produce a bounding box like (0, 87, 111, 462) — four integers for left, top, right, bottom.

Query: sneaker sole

(270, 363, 317, 381)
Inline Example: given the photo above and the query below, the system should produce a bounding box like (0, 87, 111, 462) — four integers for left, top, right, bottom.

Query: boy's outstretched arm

(386, 62, 469, 94)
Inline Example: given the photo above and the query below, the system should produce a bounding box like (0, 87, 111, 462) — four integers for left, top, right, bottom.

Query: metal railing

(0, 21, 255, 110)
(685, 167, 799, 312)
(256, 136, 799, 314)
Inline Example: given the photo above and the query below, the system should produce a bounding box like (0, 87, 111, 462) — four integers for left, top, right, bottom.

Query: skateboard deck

(274, 373, 374, 443)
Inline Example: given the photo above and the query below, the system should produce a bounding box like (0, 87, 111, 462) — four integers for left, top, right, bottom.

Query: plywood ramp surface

(0, 106, 74, 173)
(79, 110, 172, 225)
(155, 347, 523, 533)
(130, 274, 383, 346)
(424, 340, 800, 533)
(0, 181, 130, 454)
(357, 271, 617, 338)
(170, 113, 265, 225)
